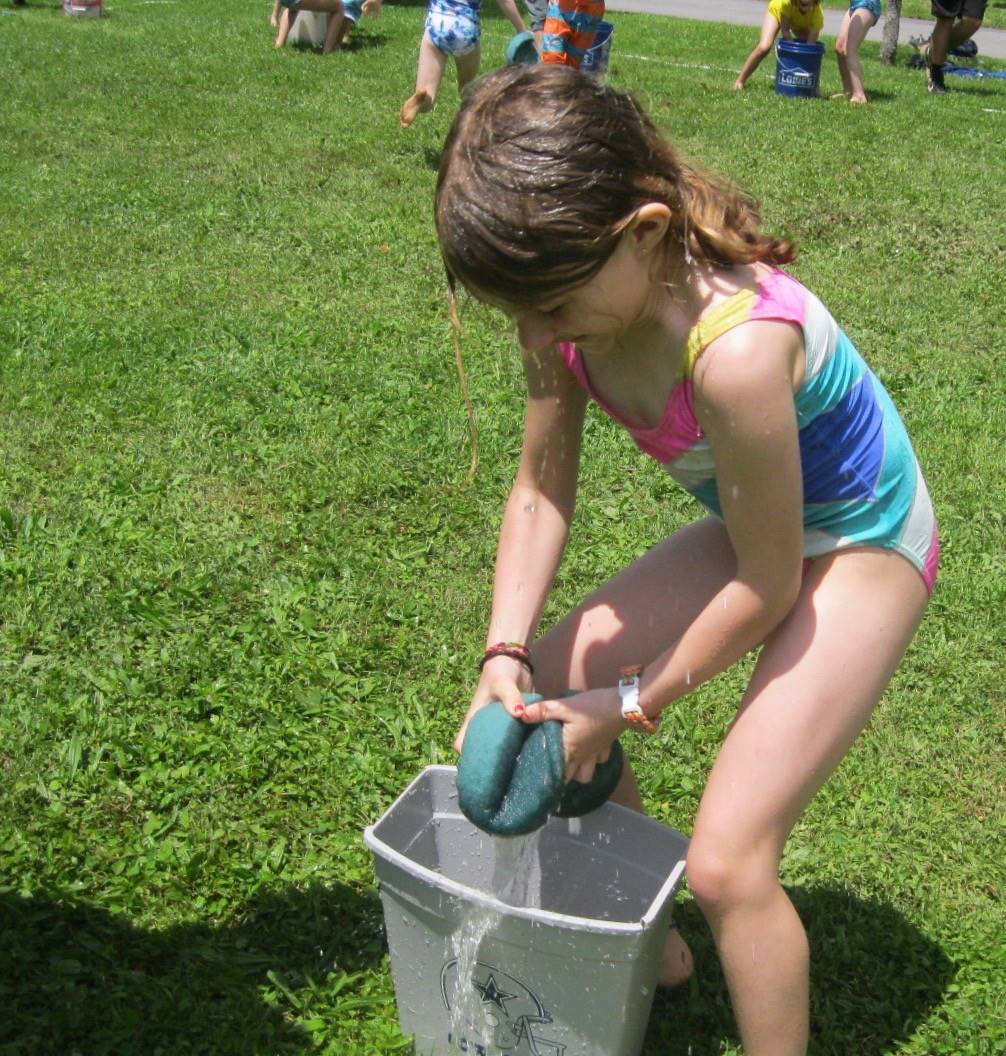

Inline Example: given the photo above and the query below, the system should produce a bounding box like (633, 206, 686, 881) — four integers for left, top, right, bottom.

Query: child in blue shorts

(400, 0, 528, 128)
(836, 0, 882, 103)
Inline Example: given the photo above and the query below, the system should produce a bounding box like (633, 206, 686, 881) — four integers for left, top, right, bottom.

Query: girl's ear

(625, 203, 672, 256)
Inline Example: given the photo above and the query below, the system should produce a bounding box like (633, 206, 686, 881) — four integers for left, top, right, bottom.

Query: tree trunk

(881, 0, 902, 65)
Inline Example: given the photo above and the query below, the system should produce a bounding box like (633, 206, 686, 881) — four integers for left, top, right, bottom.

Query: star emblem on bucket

(474, 972, 517, 1014)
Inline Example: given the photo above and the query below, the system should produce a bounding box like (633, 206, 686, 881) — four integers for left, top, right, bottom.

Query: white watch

(618, 667, 642, 717)
(618, 664, 659, 733)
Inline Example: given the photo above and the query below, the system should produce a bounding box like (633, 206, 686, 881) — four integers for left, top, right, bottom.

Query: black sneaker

(927, 61, 948, 94)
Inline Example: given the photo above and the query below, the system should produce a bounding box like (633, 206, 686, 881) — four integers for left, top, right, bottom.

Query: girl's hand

(454, 654, 534, 754)
(519, 688, 624, 783)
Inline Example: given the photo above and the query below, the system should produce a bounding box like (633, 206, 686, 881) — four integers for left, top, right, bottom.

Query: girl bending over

(438, 65, 937, 1056)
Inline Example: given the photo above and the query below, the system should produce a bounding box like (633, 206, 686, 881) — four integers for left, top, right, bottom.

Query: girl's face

(470, 224, 663, 357)
(795, 0, 819, 12)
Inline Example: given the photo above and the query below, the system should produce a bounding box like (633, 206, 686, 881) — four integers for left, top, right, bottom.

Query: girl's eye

(544, 303, 566, 320)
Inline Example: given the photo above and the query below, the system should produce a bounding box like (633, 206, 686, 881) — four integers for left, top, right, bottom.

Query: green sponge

(457, 694, 623, 837)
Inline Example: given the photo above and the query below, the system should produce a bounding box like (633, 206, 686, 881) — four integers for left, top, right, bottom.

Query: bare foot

(400, 90, 433, 128)
(658, 927, 694, 988)
(849, 94, 868, 104)
(732, 79, 745, 91)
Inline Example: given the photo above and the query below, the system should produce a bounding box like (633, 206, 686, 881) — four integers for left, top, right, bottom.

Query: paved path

(606, 0, 1006, 60)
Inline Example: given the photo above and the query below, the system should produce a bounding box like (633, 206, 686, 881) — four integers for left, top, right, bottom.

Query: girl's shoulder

(684, 265, 808, 374)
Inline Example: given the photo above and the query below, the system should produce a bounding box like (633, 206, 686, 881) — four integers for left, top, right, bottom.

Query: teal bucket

(775, 39, 825, 97)
(581, 20, 613, 76)
(506, 30, 539, 66)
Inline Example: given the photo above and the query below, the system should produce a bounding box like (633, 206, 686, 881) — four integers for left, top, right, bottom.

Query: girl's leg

(835, 10, 854, 96)
(271, 1, 281, 27)
(836, 7, 876, 103)
(686, 549, 928, 1056)
(734, 12, 781, 89)
(401, 32, 447, 127)
(323, 10, 346, 53)
(274, 6, 296, 48)
(533, 516, 739, 987)
(454, 44, 481, 93)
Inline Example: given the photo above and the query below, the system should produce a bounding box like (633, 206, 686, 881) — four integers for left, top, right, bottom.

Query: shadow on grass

(0, 881, 386, 1056)
(340, 30, 391, 51)
(643, 885, 954, 1056)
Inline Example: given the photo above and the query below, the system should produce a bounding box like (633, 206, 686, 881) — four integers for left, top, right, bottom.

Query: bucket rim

(363, 765, 686, 935)
(776, 39, 825, 53)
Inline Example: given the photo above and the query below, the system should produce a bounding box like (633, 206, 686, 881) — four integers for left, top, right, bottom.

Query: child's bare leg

(734, 11, 781, 89)
(686, 550, 928, 1055)
(270, 1, 281, 27)
(275, 6, 296, 48)
(455, 45, 481, 94)
(949, 15, 983, 49)
(929, 15, 955, 65)
(836, 7, 875, 102)
(835, 10, 854, 96)
(401, 32, 446, 127)
(323, 12, 344, 53)
(333, 16, 352, 49)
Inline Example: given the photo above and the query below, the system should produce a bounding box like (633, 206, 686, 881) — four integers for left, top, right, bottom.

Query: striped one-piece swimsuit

(561, 267, 939, 592)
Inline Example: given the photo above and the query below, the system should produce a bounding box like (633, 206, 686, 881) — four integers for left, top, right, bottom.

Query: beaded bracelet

(479, 641, 534, 675)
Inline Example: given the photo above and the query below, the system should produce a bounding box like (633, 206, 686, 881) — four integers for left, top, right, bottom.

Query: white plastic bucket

(364, 766, 689, 1056)
(64, 0, 103, 16)
(288, 9, 329, 47)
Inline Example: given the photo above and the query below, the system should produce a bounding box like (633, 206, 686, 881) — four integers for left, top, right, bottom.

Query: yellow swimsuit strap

(682, 286, 759, 378)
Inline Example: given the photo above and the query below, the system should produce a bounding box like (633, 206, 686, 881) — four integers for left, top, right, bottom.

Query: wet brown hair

(435, 65, 795, 306)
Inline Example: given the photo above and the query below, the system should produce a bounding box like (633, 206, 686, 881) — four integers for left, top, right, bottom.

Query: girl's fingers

(571, 758, 596, 784)
(519, 696, 562, 724)
(500, 686, 532, 720)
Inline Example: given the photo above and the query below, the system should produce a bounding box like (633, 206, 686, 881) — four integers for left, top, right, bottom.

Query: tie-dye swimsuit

(426, 0, 482, 57)
(561, 268, 939, 592)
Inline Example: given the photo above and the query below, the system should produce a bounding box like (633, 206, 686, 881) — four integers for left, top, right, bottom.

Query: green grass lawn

(1, 2, 1004, 1054)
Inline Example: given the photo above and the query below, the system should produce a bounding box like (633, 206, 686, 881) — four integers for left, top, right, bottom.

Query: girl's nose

(516, 312, 557, 353)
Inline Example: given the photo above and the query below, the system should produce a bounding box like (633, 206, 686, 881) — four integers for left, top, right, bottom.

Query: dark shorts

(932, 0, 987, 19)
(279, 0, 301, 10)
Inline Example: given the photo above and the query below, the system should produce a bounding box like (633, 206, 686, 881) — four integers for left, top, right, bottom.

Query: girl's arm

(779, 15, 794, 40)
(495, 0, 528, 35)
(454, 343, 587, 751)
(733, 12, 783, 89)
(519, 320, 806, 777)
(634, 319, 806, 715)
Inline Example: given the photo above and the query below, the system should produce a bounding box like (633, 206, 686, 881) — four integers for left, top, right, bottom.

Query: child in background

(438, 65, 937, 1053)
(400, 0, 527, 128)
(328, 0, 382, 50)
(734, 0, 823, 90)
(274, 0, 348, 54)
(836, 0, 882, 103)
(541, 0, 604, 68)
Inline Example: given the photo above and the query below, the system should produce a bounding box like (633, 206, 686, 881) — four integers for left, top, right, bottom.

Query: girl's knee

(686, 839, 778, 917)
